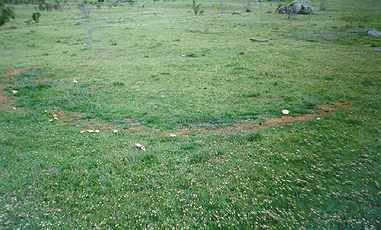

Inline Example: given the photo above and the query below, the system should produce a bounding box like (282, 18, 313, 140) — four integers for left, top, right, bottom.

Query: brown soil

(4, 68, 29, 79)
(166, 101, 352, 136)
(0, 68, 29, 111)
(59, 101, 351, 135)
(0, 93, 9, 104)
(0, 94, 11, 111)
(54, 111, 117, 131)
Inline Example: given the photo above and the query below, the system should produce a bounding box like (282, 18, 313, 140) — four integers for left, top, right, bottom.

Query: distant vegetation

(0, 0, 15, 26)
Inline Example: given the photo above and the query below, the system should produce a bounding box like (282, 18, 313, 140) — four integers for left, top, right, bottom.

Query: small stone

(135, 143, 146, 151)
(368, 29, 381, 37)
(183, 53, 196, 58)
(282, 109, 290, 115)
(276, 1, 313, 15)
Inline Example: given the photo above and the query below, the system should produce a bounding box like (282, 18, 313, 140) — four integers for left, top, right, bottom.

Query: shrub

(0, 0, 15, 26)
(32, 12, 40, 23)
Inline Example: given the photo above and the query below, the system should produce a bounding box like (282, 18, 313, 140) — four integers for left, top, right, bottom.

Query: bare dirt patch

(0, 93, 11, 111)
(0, 67, 29, 111)
(55, 111, 83, 123)
(53, 111, 117, 131)
(4, 68, 29, 78)
(0, 93, 9, 104)
(44, 101, 352, 135)
(81, 119, 116, 131)
(166, 101, 352, 136)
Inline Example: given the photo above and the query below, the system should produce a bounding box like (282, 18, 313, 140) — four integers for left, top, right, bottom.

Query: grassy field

(0, 0, 380, 228)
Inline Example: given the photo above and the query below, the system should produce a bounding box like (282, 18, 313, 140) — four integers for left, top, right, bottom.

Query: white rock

(135, 143, 146, 151)
(368, 29, 381, 37)
(281, 109, 290, 115)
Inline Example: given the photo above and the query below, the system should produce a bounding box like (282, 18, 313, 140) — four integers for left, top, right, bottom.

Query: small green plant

(192, 0, 203, 15)
(0, 0, 15, 27)
(32, 12, 41, 23)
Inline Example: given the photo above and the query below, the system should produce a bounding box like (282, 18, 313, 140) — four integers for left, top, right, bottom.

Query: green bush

(0, 0, 15, 26)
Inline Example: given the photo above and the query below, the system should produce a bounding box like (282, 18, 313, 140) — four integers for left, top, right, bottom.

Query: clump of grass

(192, 0, 203, 15)
(112, 81, 125, 87)
(0, 1, 15, 27)
(32, 12, 41, 23)
(242, 92, 260, 98)
(245, 133, 263, 142)
(126, 152, 159, 165)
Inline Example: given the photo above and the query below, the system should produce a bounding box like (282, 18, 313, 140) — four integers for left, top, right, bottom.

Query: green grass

(0, 0, 380, 228)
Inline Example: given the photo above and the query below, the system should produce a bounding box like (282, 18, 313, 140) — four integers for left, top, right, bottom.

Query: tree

(0, 0, 15, 26)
